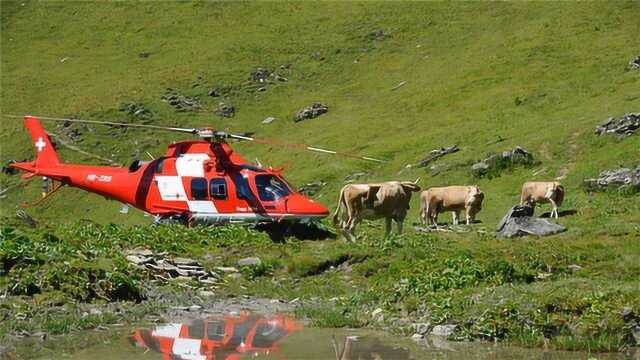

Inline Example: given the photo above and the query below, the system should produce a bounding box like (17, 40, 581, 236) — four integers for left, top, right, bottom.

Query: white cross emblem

(35, 137, 46, 152)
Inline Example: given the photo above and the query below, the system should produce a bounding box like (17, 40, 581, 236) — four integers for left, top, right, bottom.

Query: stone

(208, 88, 221, 97)
(216, 102, 235, 118)
(172, 257, 199, 266)
(216, 266, 239, 273)
(297, 181, 326, 196)
(416, 145, 459, 167)
(472, 146, 534, 178)
(228, 273, 242, 279)
(371, 308, 384, 317)
(568, 264, 582, 272)
(414, 322, 431, 335)
(289, 297, 300, 304)
(161, 89, 201, 112)
(629, 56, 640, 70)
(249, 68, 272, 83)
(431, 324, 457, 337)
(198, 290, 215, 297)
(189, 305, 202, 312)
(584, 165, 640, 193)
(595, 113, 639, 137)
(262, 116, 276, 124)
(294, 103, 329, 122)
(411, 333, 424, 341)
(237, 257, 262, 267)
(496, 205, 566, 238)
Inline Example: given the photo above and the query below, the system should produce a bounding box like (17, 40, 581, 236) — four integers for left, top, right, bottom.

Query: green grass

(1, 1, 639, 355)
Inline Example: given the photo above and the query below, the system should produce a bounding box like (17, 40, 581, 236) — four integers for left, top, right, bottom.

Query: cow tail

(332, 186, 345, 226)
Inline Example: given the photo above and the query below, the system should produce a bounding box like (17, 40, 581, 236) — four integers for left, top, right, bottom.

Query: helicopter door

(230, 172, 259, 216)
(253, 174, 290, 214)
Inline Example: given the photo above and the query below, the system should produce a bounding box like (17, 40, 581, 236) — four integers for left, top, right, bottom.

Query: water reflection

(129, 312, 301, 359)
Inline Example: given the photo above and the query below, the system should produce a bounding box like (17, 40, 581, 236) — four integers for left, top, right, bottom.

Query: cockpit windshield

(255, 175, 292, 201)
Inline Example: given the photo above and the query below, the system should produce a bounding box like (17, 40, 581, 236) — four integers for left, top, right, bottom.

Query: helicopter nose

(286, 194, 329, 216)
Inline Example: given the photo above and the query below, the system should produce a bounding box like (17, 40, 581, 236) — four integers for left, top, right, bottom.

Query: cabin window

(206, 320, 226, 341)
(255, 175, 291, 201)
(154, 158, 165, 173)
(190, 178, 208, 200)
(233, 173, 254, 201)
(209, 178, 227, 200)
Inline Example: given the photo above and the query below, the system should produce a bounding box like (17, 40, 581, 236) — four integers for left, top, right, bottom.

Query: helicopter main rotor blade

(225, 133, 385, 163)
(5, 114, 198, 135)
(6, 114, 385, 163)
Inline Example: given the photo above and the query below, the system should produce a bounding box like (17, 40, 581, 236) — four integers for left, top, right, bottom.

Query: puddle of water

(62, 311, 627, 360)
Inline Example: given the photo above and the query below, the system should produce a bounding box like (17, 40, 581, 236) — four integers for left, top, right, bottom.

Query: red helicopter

(129, 312, 302, 359)
(9, 115, 382, 226)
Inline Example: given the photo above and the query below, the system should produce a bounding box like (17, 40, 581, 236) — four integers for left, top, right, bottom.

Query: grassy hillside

(1, 2, 640, 356)
(1, 1, 638, 228)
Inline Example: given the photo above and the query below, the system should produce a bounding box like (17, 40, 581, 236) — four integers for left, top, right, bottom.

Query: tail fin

(24, 115, 60, 167)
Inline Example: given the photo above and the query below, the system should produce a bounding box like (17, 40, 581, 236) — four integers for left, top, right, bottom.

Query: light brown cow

(420, 186, 484, 227)
(332, 179, 421, 240)
(520, 181, 565, 218)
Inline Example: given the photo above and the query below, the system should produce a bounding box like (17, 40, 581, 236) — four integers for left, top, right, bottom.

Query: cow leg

(396, 218, 404, 234)
(384, 217, 392, 237)
(465, 208, 471, 225)
(452, 211, 459, 226)
(549, 198, 558, 219)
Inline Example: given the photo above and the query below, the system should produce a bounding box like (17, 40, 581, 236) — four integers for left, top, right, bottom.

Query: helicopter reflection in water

(129, 312, 301, 360)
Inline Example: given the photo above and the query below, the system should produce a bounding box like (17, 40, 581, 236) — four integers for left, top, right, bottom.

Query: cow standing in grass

(332, 179, 421, 240)
(420, 185, 484, 227)
(520, 181, 565, 218)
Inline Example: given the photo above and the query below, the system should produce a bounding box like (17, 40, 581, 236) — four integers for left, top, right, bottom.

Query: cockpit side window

(255, 175, 291, 201)
(154, 158, 165, 174)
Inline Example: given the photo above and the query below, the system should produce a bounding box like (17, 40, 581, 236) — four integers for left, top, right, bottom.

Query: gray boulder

(629, 56, 640, 70)
(238, 257, 262, 267)
(497, 205, 566, 238)
(595, 113, 639, 137)
(584, 165, 640, 193)
(471, 146, 533, 178)
(294, 103, 328, 122)
(430, 324, 457, 337)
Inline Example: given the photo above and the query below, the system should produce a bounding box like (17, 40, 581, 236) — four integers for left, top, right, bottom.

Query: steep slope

(1, 1, 638, 229)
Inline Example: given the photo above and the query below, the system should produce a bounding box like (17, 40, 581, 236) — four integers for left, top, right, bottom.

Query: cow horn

(414, 177, 421, 184)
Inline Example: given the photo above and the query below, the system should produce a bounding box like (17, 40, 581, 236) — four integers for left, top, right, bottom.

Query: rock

(367, 29, 390, 41)
(584, 165, 640, 193)
(472, 146, 534, 178)
(414, 322, 431, 335)
(496, 204, 534, 231)
(198, 290, 215, 297)
(298, 181, 326, 196)
(262, 116, 276, 124)
(237, 257, 262, 267)
(173, 257, 199, 266)
(138, 52, 150, 58)
(161, 89, 201, 112)
(289, 297, 300, 304)
(431, 324, 457, 337)
(629, 56, 640, 70)
(208, 88, 221, 97)
(228, 273, 242, 279)
(249, 68, 272, 83)
(497, 205, 566, 238)
(216, 266, 239, 273)
(371, 308, 384, 317)
(416, 145, 459, 168)
(16, 210, 37, 228)
(294, 103, 328, 122)
(344, 172, 368, 183)
(595, 113, 639, 137)
(411, 333, 424, 341)
(568, 264, 582, 272)
(216, 102, 235, 118)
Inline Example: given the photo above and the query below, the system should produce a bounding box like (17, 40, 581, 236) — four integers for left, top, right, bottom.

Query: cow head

(400, 178, 421, 193)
